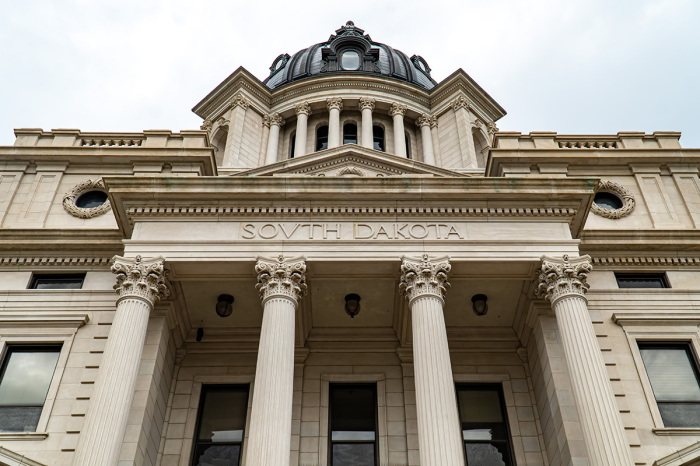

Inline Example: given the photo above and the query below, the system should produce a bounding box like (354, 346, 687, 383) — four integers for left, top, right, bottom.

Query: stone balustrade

(494, 131, 682, 150)
(13, 128, 209, 148)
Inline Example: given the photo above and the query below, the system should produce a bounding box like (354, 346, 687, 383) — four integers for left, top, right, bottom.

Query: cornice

(0, 312, 89, 328)
(191, 67, 272, 119)
(591, 256, 700, 267)
(429, 69, 507, 121)
(582, 229, 700, 252)
(612, 312, 700, 327)
(0, 257, 112, 268)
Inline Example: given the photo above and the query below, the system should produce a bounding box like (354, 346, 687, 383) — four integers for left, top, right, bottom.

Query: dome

(263, 21, 437, 91)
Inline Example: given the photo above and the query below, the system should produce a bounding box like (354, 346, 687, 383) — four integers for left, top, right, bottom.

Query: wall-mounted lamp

(344, 293, 361, 318)
(216, 294, 235, 318)
(196, 327, 204, 342)
(471, 294, 488, 316)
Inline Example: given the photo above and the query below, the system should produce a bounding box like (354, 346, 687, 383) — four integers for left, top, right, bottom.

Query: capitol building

(1, 21, 699, 466)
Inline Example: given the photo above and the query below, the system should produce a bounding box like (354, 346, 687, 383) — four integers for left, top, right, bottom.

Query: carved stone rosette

(400, 254, 451, 305)
(326, 97, 343, 111)
(295, 101, 311, 116)
(265, 113, 285, 128)
(62, 179, 112, 219)
(389, 102, 407, 117)
(451, 95, 469, 112)
(229, 93, 250, 110)
(359, 97, 375, 111)
(592, 180, 635, 219)
(417, 113, 435, 128)
(111, 255, 169, 306)
(536, 254, 592, 304)
(255, 255, 307, 305)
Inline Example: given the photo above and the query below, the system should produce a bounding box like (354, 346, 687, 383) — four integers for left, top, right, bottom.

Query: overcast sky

(1, 0, 698, 147)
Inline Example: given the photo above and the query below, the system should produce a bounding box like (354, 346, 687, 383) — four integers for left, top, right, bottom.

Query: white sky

(1, 0, 698, 146)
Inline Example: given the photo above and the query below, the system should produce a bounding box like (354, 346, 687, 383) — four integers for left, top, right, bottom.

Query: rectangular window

(329, 383, 377, 466)
(456, 384, 513, 466)
(615, 272, 669, 289)
(639, 342, 700, 427)
(29, 273, 85, 290)
(0, 345, 61, 432)
(191, 385, 249, 466)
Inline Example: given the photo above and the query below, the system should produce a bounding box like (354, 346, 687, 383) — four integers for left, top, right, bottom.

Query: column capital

(417, 113, 436, 128)
(229, 92, 250, 110)
(256, 255, 307, 305)
(536, 254, 592, 303)
(487, 121, 499, 135)
(389, 102, 407, 117)
(326, 97, 343, 111)
(263, 113, 285, 128)
(400, 254, 451, 305)
(359, 97, 375, 111)
(295, 101, 311, 116)
(200, 119, 212, 131)
(451, 95, 470, 112)
(111, 255, 169, 306)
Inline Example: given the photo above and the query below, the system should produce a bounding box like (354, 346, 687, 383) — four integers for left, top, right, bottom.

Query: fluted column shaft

(430, 118, 441, 161)
(327, 97, 343, 149)
(417, 114, 436, 165)
(74, 256, 168, 466)
(359, 97, 375, 149)
(390, 103, 407, 158)
(294, 102, 311, 157)
(538, 255, 634, 466)
(401, 255, 465, 466)
(264, 113, 284, 165)
(245, 256, 307, 466)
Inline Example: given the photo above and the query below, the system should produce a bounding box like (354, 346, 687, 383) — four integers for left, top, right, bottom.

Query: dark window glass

(456, 384, 513, 466)
(192, 385, 249, 466)
(615, 273, 669, 289)
(639, 343, 700, 427)
(341, 50, 360, 70)
(343, 124, 357, 145)
(316, 125, 329, 151)
(0, 345, 61, 432)
(329, 383, 377, 466)
(290, 134, 296, 159)
(29, 273, 85, 290)
(594, 192, 623, 210)
(76, 191, 108, 209)
(372, 126, 384, 152)
(405, 134, 411, 159)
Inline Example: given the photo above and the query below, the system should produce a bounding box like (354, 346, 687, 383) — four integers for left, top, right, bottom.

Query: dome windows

(341, 50, 360, 70)
(343, 124, 357, 145)
(316, 126, 329, 151)
(373, 126, 385, 152)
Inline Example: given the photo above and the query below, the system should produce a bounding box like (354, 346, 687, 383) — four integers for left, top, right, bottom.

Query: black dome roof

(263, 21, 437, 91)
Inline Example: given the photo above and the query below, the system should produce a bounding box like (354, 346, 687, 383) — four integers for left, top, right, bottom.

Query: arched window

(373, 126, 385, 152)
(343, 123, 357, 145)
(316, 125, 329, 151)
(289, 133, 296, 159)
(405, 133, 411, 159)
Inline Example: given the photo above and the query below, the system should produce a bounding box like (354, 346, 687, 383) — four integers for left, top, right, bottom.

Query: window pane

(465, 442, 509, 466)
(0, 406, 43, 432)
(0, 349, 60, 405)
(193, 444, 240, 466)
(343, 124, 357, 145)
(458, 389, 504, 424)
(332, 431, 376, 441)
(30, 274, 85, 289)
(616, 273, 668, 289)
(640, 347, 700, 401)
(658, 403, 700, 428)
(317, 126, 329, 151)
(341, 50, 360, 70)
(332, 443, 375, 466)
(372, 126, 384, 152)
(330, 384, 376, 432)
(197, 387, 248, 442)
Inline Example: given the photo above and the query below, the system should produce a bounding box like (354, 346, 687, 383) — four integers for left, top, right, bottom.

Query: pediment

(236, 144, 465, 178)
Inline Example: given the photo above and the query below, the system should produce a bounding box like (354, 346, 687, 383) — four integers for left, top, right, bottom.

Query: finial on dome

(346, 20, 355, 26)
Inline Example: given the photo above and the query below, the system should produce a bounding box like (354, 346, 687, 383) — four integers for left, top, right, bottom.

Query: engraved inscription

(240, 222, 466, 240)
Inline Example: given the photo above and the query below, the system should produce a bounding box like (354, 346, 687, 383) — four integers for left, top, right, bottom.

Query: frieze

(240, 222, 466, 240)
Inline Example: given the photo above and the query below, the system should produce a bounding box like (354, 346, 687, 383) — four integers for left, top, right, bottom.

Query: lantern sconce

(471, 294, 488, 316)
(216, 294, 235, 318)
(344, 293, 361, 318)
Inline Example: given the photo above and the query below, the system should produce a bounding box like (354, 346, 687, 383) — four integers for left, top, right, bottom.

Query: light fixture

(344, 293, 361, 318)
(216, 294, 234, 318)
(196, 327, 204, 342)
(471, 294, 488, 316)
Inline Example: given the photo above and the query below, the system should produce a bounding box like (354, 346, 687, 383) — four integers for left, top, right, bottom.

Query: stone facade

(1, 21, 699, 466)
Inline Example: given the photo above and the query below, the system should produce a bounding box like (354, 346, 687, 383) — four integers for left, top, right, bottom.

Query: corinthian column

(400, 255, 464, 466)
(417, 113, 436, 165)
(390, 103, 407, 158)
(359, 97, 375, 149)
(245, 256, 307, 466)
(326, 97, 343, 149)
(74, 256, 168, 466)
(537, 255, 634, 465)
(294, 101, 311, 157)
(264, 113, 285, 165)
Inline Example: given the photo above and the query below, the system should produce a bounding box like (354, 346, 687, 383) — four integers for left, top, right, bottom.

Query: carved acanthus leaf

(295, 101, 312, 116)
(536, 255, 592, 304)
(359, 97, 375, 111)
(62, 179, 111, 219)
(399, 254, 451, 305)
(255, 255, 307, 305)
(451, 95, 470, 112)
(326, 97, 343, 111)
(389, 103, 407, 117)
(229, 93, 250, 110)
(111, 255, 169, 305)
(417, 113, 435, 128)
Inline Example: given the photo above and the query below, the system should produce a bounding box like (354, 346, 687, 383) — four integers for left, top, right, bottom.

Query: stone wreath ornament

(62, 179, 112, 219)
(592, 180, 635, 219)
